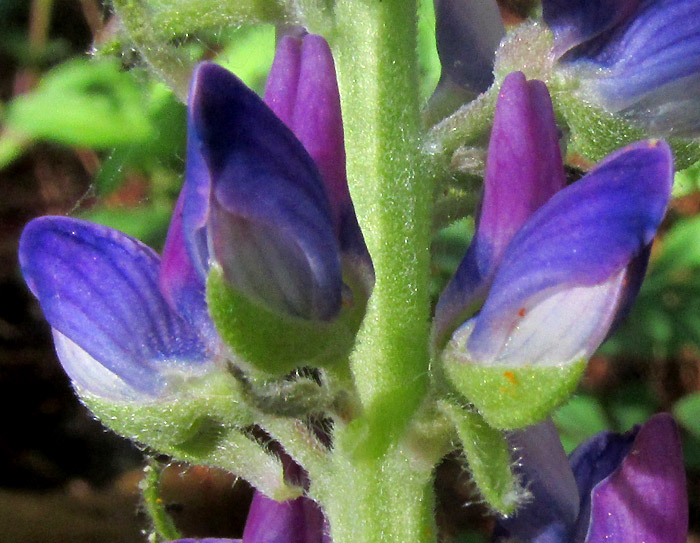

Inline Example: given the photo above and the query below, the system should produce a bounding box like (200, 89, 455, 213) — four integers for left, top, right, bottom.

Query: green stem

(315, 447, 436, 543)
(332, 0, 432, 457)
(140, 462, 182, 542)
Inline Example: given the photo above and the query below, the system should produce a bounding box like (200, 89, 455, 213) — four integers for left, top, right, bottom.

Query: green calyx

(439, 401, 521, 515)
(206, 266, 361, 376)
(81, 371, 302, 501)
(442, 352, 586, 430)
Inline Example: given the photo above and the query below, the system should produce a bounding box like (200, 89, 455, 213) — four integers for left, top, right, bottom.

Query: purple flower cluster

(16, 4, 691, 541)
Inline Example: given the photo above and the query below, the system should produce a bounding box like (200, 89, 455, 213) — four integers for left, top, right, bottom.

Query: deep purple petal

(465, 140, 672, 365)
(265, 34, 370, 262)
(542, 0, 640, 56)
(243, 492, 328, 543)
(434, 72, 565, 341)
(19, 216, 210, 399)
(264, 35, 303, 130)
(570, 0, 700, 135)
(187, 62, 342, 320)
(494, 420, 580, 543)
(567, 425, 637, 542)
(434, 0, 504, 93)
(160, 190, 216, 341)
(584, 414, 687, 543)
(182, 65, 214, 279)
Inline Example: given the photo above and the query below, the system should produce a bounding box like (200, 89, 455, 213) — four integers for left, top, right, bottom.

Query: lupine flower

(166, 492, 329, 543)
(18, 33, 369, 398)
(436, 70, 672, 368)
(182, 34, 370, 323)
(544, 0, 700, 136)
(494, 413, 687, 543)
(18, 215, 215, 400)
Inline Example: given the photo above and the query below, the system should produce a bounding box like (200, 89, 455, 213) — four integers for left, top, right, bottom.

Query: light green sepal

(439, 401, 521, 515)
(81, 371, 301, 501)
(207, 267, 357, 376)
(555, 92, 700, 169)
(81, 371, 252, 449)
(443, 355, 586, 430)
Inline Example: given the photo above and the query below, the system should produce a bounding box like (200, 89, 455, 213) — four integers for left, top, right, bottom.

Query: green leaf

(673, 159, 700, 198)
(417, 0, 440, 101)
(216, 25, 276, 95)
(607, 384, 657, 432)
(445, 360, 586, 429)
(651, 215, 700, 276)
(82, 371, 302, 501)
(6, 59, 154, 148)
(440, 401, 520, 515)
(441, 326, 586, 429)
(78, 204, 173, 249)
(673, 392, 700, 438)
(553, 395, 610, 453)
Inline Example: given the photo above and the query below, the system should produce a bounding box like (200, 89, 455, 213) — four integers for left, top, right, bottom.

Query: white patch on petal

(53, 330, 214, 402)
(466, 268, 626, 367)
(53, 330, 147, 401)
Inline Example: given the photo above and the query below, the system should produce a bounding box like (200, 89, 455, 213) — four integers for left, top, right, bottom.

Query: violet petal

(584, 414, 687, 543)
(573, 0, 700, 136)
(187, 62, 342, 320)
(465, 140, 672, 366)
(542, 0, 640, 56)
(19, 216, 210, 399)
(243, 492, 328, 543)
(567, 425, 637, 542)
(434, 72, 565, 341)
(265, 34, 369, 261)
(160, 190, 215, 341)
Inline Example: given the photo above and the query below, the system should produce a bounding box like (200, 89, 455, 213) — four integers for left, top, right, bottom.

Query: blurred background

(1, 0, 700, 541)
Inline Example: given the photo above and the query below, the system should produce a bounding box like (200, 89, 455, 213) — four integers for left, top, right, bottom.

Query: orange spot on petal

(503, 371, 518, 385)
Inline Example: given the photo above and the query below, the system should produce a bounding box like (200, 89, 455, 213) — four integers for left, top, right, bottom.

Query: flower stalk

(332, 0, 433, 458)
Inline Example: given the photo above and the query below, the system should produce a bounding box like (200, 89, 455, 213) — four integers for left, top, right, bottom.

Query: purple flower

(18, 214, 216, 400)
(166, 492, 329, 543)
(182, 34, 370, 322)
(435, 71, 673, 368)
(494, 413, 688, 543)
(545, 0, 700, 136)
(18, 33, 370, 396)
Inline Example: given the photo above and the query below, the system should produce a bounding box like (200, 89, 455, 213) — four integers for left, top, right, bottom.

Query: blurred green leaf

(650, 215, 700, 276)
(553, 395, 609, 453)
(216, 25, 275, 94)
(673, 158, 700, 198)
(681, 432, 700, 471)
(6, 58, 154, 148)
(607, 384, 657, 432)
(673, 393, 700, 438)
(604, 215, 700, 359)
(418, 0, 440, 101)
(78, 204, 173, 249)
(95, 80, 187, 196)
(430, 217, 472, 301)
